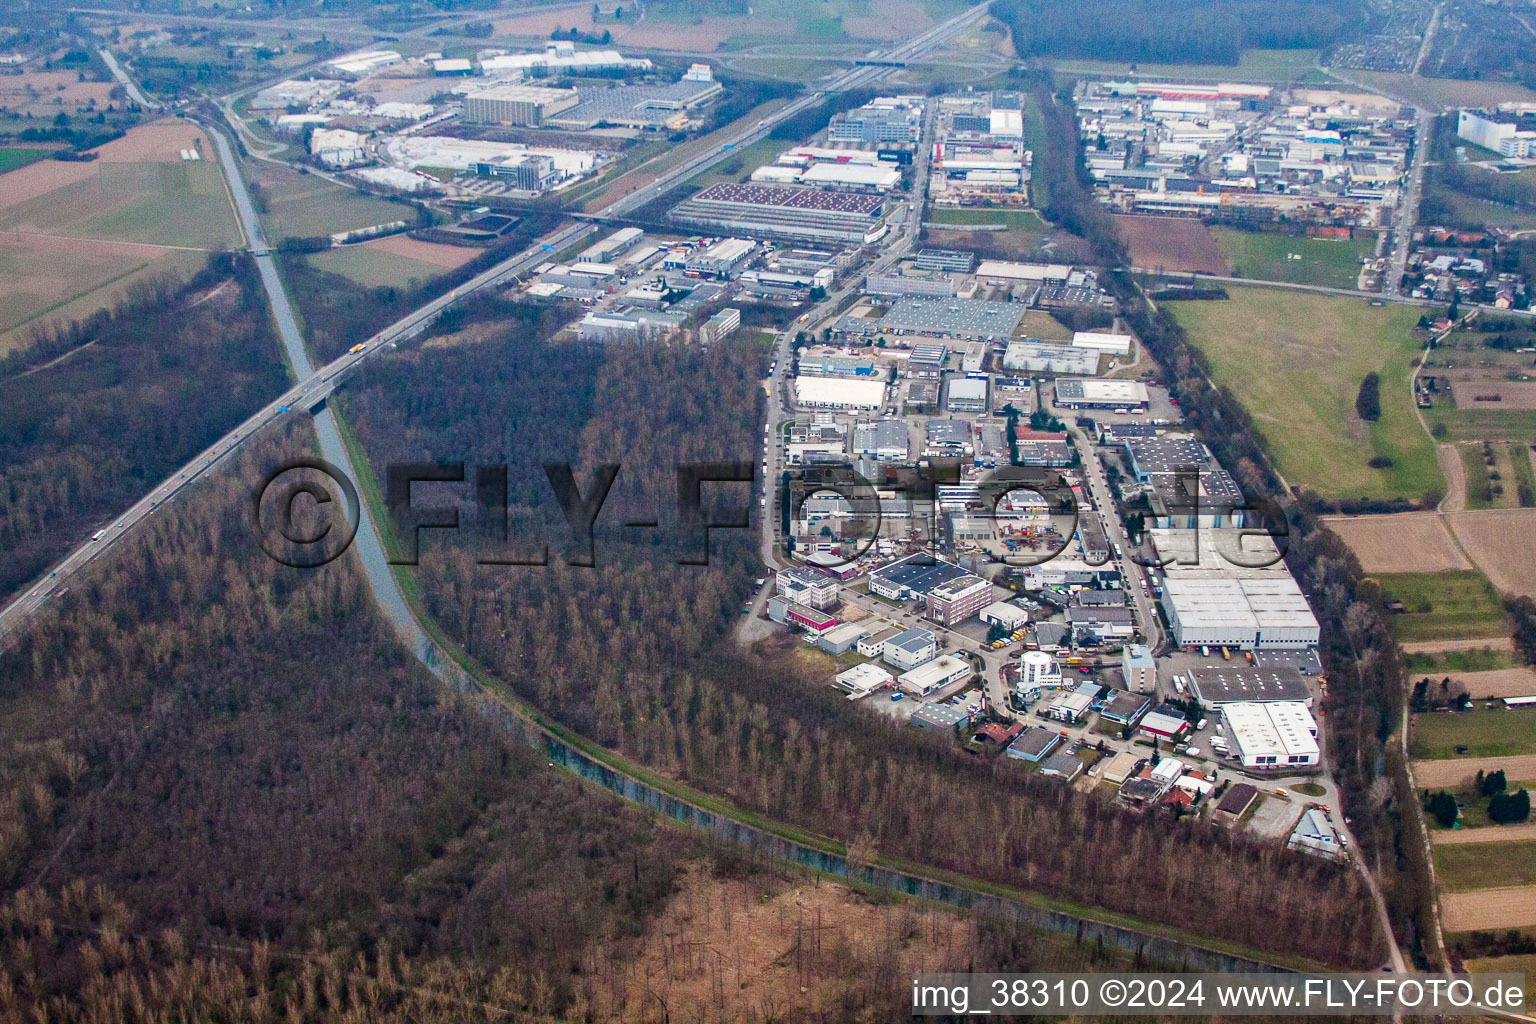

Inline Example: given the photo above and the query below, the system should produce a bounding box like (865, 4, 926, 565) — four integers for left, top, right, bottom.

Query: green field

(1046, 48, 1328, 84)
(690, 136, 783, 190)
(1407, 646, 1517, 675)
(1016, 309, 1073, 340)
(1380, 571, 1507, 644)
(0, 147, 50, 173)
(256, 171, 416, 243)
(1462, 444, 1497, 510)
(1412, 707, 1536, 759)
(0, 161, 243, 249)
(0, 245, 207, 354)
(1512, 442, 1536, 506)
(1211, 228, 1375, 289)
(927, 207, 1046, 231)
(1163, 287, 1439, 502)
(304, 244, 444, 290)
(1467, 954, 1536, 1006)
(1424, 404, 1536, 445)
(1435, 840, 1536, 891)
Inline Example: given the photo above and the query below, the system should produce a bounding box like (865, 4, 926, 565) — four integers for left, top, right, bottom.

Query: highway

(0, 1, 993, 645)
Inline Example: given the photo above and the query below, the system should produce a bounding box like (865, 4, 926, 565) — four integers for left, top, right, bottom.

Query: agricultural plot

(1411, 707, 1536, 760)
(1417, 756, 1536, 791)
(1322, 512, 1469, 573)
(1466, 955, 1536, 1008)
(0, 119, 239, 353)
(1435, 841, 1536, 891)
(1407, 646, 1517, 674)
(0, 147, 50, 174)
(1046, 48, 1326, 84)
(494, 0, 947, 47)
(1112, 216, 1226, 275)
(305, 236, 475, 291)
(1442, 886, 1536, 932)
(1164, 287, 1439, 502)
(252, 164, 416, 243)
(929, 207, 1046, 230)
(1210, 228, 1375, 289)
(0, 237, 205, 354)
(0, 161, 242, 250)
(1447, 509, 1536, 599)
(1450, 669, 1536, 699)
(1379, 571, 1507, 644)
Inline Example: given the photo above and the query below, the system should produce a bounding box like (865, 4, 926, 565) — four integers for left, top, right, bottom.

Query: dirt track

(1414, 754, 1536, 789)
(1453, 668, 1536, 699)
(1403, 637, 1515, 654)
(1442, 886, 1536, 930)
(1438, 444, 1467, 512)
(1433, 821, 1536, 845)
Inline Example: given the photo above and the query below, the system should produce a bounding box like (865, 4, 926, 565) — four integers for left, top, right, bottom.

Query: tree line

(995, 0, 1364, 65)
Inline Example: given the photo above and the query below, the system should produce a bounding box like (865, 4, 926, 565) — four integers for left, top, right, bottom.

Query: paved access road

(0, 1, 995, 645)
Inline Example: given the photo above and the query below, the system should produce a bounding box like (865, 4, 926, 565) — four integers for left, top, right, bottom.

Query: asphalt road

(0, 1, 994, 646)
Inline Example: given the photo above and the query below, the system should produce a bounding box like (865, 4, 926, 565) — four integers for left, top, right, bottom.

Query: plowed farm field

(1322, 512, 1470, 573)
(1113, 215, 1227, 274)
(1442, 886, 1536, 931)
(1414, 755, 1536, 789)
(1447, 509, 1536, 598)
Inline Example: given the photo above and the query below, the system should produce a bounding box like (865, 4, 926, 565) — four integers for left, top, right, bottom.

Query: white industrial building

(1047, 689, 1093, 722)
(776, 565, 839, 609)
(1221, 700, 1319, 770)
(898, 654, 971, 696)
(883, 627, 938, 671)
(980, 601, 1030, 630)
(794, 375, 886, 410)
(1071, 331, 1133, 356)
(834, 662, 894, 697)
(1161, 576, 1320, 649)
(1053, 378, 1150, 409)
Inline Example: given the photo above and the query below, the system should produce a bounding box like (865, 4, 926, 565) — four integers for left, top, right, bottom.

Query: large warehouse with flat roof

(1161, 576, 1319, 649)
(1188, 666, 1313, 709)
(670, 182, 889, 243)
(1222, 700, 1319, 770)
(464, 84, 579, 125)
(879, 296, 1026, 341)
(793, 375, 886, 410)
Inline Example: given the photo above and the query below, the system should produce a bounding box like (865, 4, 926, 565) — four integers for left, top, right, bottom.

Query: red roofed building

(976, 721, 1025, 746)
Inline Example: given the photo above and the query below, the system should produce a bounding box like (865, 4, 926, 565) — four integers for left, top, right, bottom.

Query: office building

(883, 627, 939, 671)
(926, 574, 992, 625)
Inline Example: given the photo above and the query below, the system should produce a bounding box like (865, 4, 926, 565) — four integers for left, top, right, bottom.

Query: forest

(340, 307, 1385, 970)
(0, 255, 289, 606)
(996, 0, 1364, 65)
(0, 422, 695, 1020)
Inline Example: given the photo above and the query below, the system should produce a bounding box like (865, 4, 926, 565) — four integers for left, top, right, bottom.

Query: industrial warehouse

(670, 183, 891, 243)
